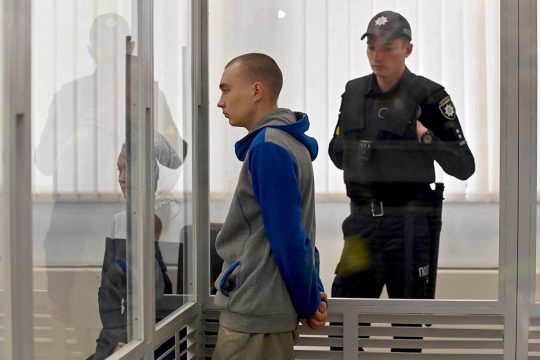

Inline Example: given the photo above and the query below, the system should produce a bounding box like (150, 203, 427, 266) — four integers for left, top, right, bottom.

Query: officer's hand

(416, 121, 429, 143)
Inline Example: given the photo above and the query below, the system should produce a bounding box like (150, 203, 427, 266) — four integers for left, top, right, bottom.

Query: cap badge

(375, 16, 388, 26)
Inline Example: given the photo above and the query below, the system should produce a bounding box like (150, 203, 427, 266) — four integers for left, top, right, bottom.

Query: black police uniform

(329, 67, 475, 300)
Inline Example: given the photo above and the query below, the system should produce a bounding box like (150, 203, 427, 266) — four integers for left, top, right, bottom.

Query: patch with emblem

(439, 96, 456, 120)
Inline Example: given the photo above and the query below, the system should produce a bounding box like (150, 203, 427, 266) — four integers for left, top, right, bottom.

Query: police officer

(329, 11, 475, 304)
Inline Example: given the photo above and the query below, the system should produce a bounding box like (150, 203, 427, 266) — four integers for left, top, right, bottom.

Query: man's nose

(217, 99, 224, 108)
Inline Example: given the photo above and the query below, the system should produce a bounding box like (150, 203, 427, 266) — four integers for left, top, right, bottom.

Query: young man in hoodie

(213, 53, 327, 359)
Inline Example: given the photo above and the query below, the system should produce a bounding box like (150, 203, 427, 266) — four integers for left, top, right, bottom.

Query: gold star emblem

(375, 16, 388, 26)
(444, 104, 455, 118)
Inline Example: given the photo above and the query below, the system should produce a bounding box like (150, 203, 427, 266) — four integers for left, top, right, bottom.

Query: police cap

(361, 11, 412, 42)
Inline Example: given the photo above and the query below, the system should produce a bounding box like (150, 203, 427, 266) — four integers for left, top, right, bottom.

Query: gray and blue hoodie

(214, 108, 324, 334)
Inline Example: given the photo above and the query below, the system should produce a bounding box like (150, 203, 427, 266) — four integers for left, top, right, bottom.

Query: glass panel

(209, 0, 500, 303)
(152, 0, 194, 328)
(31, 2, 144, 358)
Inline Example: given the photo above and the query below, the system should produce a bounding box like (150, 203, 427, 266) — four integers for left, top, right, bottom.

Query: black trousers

(331, 200, 433, 353)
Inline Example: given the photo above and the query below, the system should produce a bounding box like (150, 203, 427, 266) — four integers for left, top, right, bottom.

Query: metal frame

(122, 0, 156, 357)
(113, 0, 156, 358)
(133, 2, 156, 357)
(193, 0, 210, 308)
(3, 0, 33, 358)
(190, 0, 209, 356)
(500, 0, 520, 358)
(516, 0, 539, 358)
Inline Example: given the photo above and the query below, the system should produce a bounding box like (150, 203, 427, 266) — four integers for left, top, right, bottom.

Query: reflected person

(34, 13, 186, 353)
(89, 135, 184, 360)
(35, 13, 184, 186)
(329, 11, 475, 306)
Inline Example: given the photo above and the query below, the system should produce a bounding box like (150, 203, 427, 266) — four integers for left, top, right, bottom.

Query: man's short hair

(226, 53, 283, 101)
(89, 13, 130, 48)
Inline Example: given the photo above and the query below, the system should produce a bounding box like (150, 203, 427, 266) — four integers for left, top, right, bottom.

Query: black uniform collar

(366, 67, 413, 96)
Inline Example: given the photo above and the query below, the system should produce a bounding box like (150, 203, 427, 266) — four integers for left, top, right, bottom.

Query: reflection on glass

(93, 136, 185, 358)
(32, 5, 191, 356)
(153, 0, 194, 331)
(31, 6, 133, 359)
(209, 0, 500, 302)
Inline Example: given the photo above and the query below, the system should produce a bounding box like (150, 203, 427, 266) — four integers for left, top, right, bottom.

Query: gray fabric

(214, 108, 317, 334)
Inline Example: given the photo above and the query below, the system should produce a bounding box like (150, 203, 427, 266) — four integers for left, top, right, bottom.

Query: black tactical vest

(340, 73, 442, 199)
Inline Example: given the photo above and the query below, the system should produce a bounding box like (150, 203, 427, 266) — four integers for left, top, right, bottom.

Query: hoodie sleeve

(248, 141, 321, 319)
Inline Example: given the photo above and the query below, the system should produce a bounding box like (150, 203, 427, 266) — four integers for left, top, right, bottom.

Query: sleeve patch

(439, 96, 456, 120)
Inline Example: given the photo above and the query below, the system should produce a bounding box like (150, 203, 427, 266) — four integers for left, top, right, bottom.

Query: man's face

(217, 62, 256, 129)
(117, 148, 127, 198)
(366, 35, 412, 82)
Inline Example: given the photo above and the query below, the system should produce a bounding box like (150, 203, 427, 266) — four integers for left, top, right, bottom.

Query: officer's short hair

(226, 53, 283, 102)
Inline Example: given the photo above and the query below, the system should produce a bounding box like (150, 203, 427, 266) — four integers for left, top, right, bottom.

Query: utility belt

(351, 197, 433, 217)
(349, 182, 436, 216)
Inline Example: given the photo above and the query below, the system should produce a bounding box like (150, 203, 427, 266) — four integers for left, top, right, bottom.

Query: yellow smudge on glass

(336, 235, 372, 275)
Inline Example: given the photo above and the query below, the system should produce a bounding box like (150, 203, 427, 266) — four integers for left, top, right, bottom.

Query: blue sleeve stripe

(314, 247, 325, 293)
(248, 141, 320, 319)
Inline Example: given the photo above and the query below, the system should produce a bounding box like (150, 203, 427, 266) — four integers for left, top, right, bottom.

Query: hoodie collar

(235, 108, 318, 161)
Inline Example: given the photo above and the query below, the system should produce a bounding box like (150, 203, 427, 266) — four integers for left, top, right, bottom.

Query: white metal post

(3, 0, 33, 358)
(515, 0, 538, 358)
(193, 0, 210, 357)
(125, 0, 155, 358)
(499, 0, 519, 358)
(136, 0, 155, 357)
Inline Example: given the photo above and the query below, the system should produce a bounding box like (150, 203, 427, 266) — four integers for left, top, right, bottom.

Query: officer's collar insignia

(439, 96, 456, 120)
(375, 16, 388, 26)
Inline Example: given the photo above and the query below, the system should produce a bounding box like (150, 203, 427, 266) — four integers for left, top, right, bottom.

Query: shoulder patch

(439, 96, 456, 120)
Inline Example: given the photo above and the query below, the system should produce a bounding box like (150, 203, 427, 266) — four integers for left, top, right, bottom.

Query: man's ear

(253, 82, 264, 102)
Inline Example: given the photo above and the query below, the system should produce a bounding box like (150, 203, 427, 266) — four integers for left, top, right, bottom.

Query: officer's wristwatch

(422, 130, 433, 144)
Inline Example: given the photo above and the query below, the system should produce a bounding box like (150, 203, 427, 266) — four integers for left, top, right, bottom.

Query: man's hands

(300, 292, 328, 330)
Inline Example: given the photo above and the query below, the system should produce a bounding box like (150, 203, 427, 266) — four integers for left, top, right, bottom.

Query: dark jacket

(329, 68, 475, 200)
(90, 211, 171, 360)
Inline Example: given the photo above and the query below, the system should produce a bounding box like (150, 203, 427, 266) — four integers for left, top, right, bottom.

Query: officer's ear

(404, 41, 413, 58)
